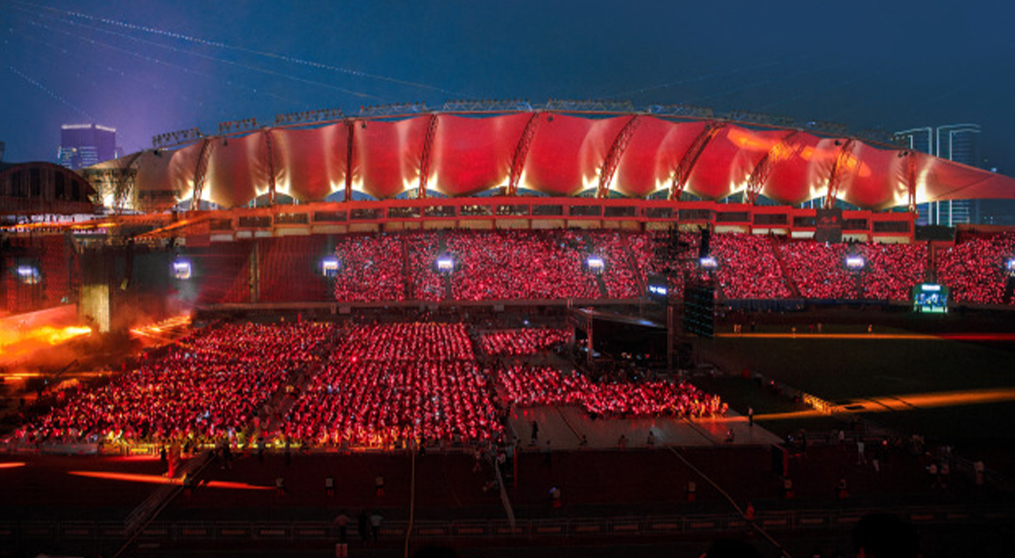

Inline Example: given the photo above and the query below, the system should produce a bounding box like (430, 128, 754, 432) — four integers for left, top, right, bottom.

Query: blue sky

(1, 0, 1013, 172)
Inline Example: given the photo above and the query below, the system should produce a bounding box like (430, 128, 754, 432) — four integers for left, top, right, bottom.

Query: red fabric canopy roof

(114, 112, 1014, 209)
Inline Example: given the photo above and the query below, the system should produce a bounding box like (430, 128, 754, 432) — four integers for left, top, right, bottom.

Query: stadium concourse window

(237, 216, 272, 228)
(351, 208, 381, 220)
(388, 206, 421, 219)
(460, 205, 493, 216)
(644, 207, 674, 219)
(793, 216, 816, 228)
(313, 211, 347, 223)
(275, 212, 308, 225)
(604, 206, 637, 217)
(497, 204, 530, 216)
(716, 211, 749, 223)
(754, 213, 788, 226)
(532, 204, 564, 216)
(569, 205, 603, 217)
(424, 205, 457, 218)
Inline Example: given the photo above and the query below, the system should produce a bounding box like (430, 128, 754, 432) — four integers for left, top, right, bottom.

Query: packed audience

(710, 234, 792, 299)
(447, 230, 598, 300)
(405, 232, 444, 302)
(859, 242, 928, 301)
(937, 231, 1015, 304)
(496, 364, 726, 418)
(172, 229, 977, 305)
(281, 323, 502, 446)
(776, 241, 855, 299)
(333, 234, 406, 302)
(11, 323, 332, 445)
(479, 327, 572, 356)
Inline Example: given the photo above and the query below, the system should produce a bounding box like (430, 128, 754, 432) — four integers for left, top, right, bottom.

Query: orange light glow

(0, 462, 26, 469)
(68, 470, 272, 490)
(130, 315, 192, 339)
(0, 325, 92, 356)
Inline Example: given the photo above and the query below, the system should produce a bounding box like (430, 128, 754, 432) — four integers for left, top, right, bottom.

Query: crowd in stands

(776, 241, 855, 299)
(937, 231, 1015, 304)
(168, 229, 991, 306)
(447, 230, 599, 300)
(405, 232, 443, 302)
(496, 364, 726, 419)
(282, 323, 502, 446)
(333, 234, 405, 302)
(11, 323, 332, 445)
(711, 234, 792, 299)
(479, 327, 572, 356)
(859, 243, 928, 301)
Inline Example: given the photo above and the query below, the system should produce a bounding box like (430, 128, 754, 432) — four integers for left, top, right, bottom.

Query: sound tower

(683, 283, 715, 338)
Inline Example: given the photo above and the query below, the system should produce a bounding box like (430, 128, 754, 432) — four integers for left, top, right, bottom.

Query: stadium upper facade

(89, 105, 1015, 212)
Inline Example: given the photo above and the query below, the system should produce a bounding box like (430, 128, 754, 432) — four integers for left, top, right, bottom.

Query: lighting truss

(544, 99, 634, 113)
(442, 99, 533, 113)
(804, 120, 849, 136)
(218, 118, 260, 135)
(359, 103, 429, 117)
(152, 127, 204, 149)
(647, 104, 714, 119)
(274, 108, 344, 126)
(727, 109, 795, 128)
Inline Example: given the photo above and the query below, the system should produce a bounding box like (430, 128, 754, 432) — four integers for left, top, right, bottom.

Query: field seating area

(496, 364, 727, 419)
(10, 323, 332, 445)
(281, 323, 501, 446)
(478, 327, 572, 356)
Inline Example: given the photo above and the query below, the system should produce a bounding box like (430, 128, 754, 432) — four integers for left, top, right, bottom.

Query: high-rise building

(895, 123, 981, 226)
(58, 124, 118, 170)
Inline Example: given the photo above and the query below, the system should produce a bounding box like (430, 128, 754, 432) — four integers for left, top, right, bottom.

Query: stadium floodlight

(171, 257, 193, 281)
(586, 255, 605, 274)
(436, 256, 455, 273)
(844, 255, 866, 272)
(320, 256, 340, 278)
(699, 256, 718, 270)
(16, 265, 41, 285)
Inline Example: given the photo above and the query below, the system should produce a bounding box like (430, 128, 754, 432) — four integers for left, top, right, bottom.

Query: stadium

(2, 102, 1015, 558)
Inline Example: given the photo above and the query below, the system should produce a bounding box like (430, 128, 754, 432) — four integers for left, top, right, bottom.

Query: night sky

(1, 0, 1013, 174)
